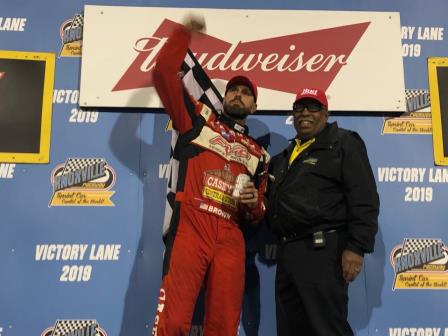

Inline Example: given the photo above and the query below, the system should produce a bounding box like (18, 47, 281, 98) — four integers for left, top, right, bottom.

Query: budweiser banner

(80, 5, 405, 112)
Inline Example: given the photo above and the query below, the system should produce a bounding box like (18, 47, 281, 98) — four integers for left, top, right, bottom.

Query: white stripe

(184, 53, 195, 68)
(182, 70, 204, 100)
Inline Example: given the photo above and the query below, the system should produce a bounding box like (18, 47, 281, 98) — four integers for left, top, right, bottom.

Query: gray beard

(223, 102, 250, 120)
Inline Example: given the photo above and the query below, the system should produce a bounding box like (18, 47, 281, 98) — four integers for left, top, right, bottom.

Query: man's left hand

(342, 249, 364, 283)
(238, 182, 258, 209)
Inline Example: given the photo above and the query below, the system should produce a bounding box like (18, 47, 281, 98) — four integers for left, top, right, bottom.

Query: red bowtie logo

(113, 19, 370, 94)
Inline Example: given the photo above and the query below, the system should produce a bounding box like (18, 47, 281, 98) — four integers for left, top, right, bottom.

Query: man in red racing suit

(151, 16, 269, 336)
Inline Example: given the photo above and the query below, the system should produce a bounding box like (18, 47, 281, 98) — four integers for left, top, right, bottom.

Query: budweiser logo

(114, 19, 370, 94)
(301, 88, 318, 95)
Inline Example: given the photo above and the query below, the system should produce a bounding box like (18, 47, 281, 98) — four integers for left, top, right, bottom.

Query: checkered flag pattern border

(162, 49, 223, 237)
(162, 132, 179, 237)
(62, 158, 105, 174)
(181, 50, 223, 113)
(51, 319, 98, 336)
(71, 14, 84, 28)
(405, 89, 430, 102)
(401, 238, 442, 255)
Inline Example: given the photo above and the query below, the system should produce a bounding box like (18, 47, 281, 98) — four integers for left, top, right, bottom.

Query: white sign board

(80, 5, 405, 112)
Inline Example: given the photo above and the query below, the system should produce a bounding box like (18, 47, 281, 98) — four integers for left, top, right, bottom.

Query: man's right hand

(341, 249, 364, 283)
(183, 14, 206, 33)
(238, 181, 259, 209)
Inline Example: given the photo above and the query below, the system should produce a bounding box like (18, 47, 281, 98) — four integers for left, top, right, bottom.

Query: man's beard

(223, 101, 250, 120)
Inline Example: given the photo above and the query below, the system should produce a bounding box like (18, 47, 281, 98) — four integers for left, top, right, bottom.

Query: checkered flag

(70, 14, 84, 29)
(51, 319, 99, 336)
(162, 133, 178, 237)
(403, 89, 431, 115)
(181, 50, 223, 112)
(401, 238, 442, 256)
(405, 89, 429, 101)
(162, 49, 223, 238)
(62, 158, 104, 174)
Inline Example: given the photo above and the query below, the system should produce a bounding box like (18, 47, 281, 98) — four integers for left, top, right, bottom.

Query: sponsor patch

(202, 187, 236, 208)
(303, 157, 318, 165)
(202, 170, 237, 208)
(199, 202, 232, 220)
(191, 126, 259, 174)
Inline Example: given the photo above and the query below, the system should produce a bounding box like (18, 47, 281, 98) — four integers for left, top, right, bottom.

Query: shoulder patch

(200, 105, 213, 121)
(303, 157, 318, 165)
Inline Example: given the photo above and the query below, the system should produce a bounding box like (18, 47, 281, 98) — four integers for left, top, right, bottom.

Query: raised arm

(152, 16, 206, 134)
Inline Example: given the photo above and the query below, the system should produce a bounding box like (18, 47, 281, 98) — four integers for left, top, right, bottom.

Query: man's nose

(233, 91, 242, 100)
(301, 108, 311, 115)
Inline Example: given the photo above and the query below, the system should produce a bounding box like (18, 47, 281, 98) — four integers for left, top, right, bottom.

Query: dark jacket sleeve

(341, 131, 379, 255)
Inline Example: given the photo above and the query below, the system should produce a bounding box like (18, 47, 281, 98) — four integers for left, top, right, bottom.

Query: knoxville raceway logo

(49, 158, 116, 207)
(41, 319, 107, 336)
(59, 13, 83, 57)
(382, 89, 432, 135)
(391, 237, 448, 290)
(113, 19, 370, 94)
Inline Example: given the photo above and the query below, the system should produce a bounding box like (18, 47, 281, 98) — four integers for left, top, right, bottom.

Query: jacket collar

(283, 122, 339, 157)
(312, 122, 339, 147)
(217, 113, 249, 135)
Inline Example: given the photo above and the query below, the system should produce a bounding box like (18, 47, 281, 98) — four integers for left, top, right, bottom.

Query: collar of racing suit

(217, 112, 249, 135)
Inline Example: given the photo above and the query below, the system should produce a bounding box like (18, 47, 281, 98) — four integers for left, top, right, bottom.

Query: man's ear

(250, 102, 257, 114)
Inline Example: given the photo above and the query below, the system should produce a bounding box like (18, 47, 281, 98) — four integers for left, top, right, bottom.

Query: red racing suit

(151, 25, 269, 336)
